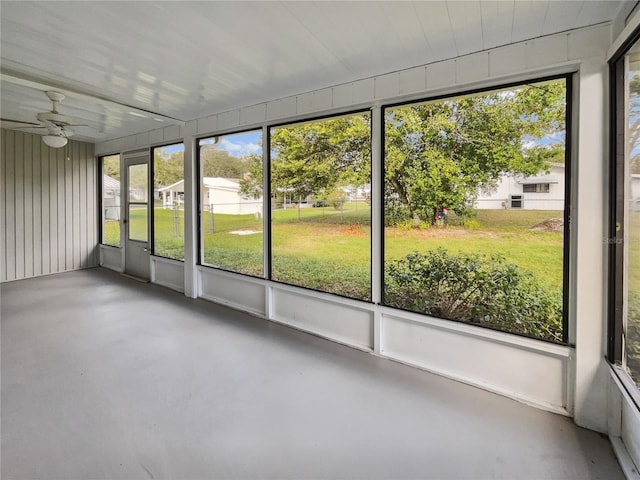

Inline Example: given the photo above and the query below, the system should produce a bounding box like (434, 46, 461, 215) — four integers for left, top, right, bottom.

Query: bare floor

(1, 268, 623, 479)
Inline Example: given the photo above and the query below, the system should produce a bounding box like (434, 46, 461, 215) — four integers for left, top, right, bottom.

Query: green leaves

(385, 80, 567, 225)
(270, 114, 371, 202)
(384, 248, 563, 342)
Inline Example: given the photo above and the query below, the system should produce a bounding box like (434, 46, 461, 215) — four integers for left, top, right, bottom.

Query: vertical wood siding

(1, 129, 97, 282)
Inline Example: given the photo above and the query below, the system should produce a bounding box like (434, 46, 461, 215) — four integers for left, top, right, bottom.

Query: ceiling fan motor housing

(37, 111, 72, 125)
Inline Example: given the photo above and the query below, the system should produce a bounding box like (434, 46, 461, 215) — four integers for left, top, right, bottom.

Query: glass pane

(200, 131, 264, 276)
(154, 144, 184, 260)
(101, 154, 121, 246)
(128, 205, 148, 242)
(383, 79, 567, 342)
(625, 46, 640, 383)
(270, 112, 371, 301)
(128, 164, 148, 203)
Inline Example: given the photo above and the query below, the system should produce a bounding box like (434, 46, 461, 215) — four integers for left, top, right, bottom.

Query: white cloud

(220, 139, 261, 156)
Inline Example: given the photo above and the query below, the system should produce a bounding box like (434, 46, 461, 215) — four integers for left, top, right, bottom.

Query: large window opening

(611, 34, 640, 386)
(100, 154, 121, 247)
(383, 78, 569, 342)
(152, 143, 185, 260)
(199, 130, 264, 276)
(269, 112, 372, 300)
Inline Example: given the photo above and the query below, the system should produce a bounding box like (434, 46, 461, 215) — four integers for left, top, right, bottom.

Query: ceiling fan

(1, 91, 87, 148)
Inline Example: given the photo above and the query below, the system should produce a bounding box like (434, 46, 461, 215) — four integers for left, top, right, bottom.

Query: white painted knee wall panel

(271, 286, 374, 351)
(381, 312, 571, 413)
(99, 245, 123, 272)
(199, 267, 266, 317)
(151, 257, 184, 293)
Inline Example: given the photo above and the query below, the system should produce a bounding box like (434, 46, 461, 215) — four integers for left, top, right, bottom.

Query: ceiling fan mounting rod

(45, 91, 65, 113)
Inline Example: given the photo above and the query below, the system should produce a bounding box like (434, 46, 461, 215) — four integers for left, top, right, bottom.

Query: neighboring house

(159, 177, 263, 215)
(102, 174, 120, 220)
(158, 179, 185, 207)
(474, 163, 565, 210)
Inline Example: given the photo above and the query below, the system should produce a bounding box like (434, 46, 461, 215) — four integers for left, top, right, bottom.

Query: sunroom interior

(2, 1, 640, 478)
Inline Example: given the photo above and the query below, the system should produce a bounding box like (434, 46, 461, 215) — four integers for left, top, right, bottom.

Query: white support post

(183, 121, 198, 298)
(371, 106, 383, 354)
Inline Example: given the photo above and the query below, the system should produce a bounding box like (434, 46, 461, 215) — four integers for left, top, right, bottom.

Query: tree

(102, 155, 120, 180)
(385, 81, 566, 226)
(201, 148, 248, 178)
(239, 153, 263, 199)
(153, 150, 183, 188)
(628, 75, 640, 175)
(268, 114, 371, 203)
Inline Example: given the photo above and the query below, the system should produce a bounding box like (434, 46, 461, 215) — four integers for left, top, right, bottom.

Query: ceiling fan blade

(67, 124, 88, 127)
(0, 117, 41, 126)
(15, 126, 46, 130)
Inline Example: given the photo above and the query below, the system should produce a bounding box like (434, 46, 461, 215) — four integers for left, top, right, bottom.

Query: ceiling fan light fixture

(42, 135, 68, 148)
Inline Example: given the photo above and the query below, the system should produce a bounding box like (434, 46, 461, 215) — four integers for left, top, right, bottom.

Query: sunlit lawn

(104, 205, 565, 302)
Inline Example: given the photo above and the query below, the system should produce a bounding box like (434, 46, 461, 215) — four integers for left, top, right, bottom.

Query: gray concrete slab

(1, 268, 624, 479)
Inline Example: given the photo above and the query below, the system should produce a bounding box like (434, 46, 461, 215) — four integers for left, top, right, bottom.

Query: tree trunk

(412, 211, 421, 228)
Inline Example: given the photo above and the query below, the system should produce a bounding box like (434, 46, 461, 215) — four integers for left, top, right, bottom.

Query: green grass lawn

(104, 205, 565, 307)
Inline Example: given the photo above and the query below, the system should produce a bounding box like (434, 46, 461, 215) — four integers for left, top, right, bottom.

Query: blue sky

(158, 143, 184, 155)
(200, 131, 262, 157)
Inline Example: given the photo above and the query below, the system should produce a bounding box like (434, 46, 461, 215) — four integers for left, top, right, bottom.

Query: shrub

(384, 248, 562, 342)
(626, 293, 640, 383)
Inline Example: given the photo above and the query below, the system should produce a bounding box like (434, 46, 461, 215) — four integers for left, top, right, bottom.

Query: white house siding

(102, 174, 120, 219)
(1, 129, 97, 282)
(159, 177, 262, 216)
(475, 165, 565, 211)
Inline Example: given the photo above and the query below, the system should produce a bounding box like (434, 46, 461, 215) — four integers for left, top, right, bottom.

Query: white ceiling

(0, 1, 633, 143)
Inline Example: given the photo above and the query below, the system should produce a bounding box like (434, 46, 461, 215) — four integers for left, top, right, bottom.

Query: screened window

(270, 112, 371, 300)
(100, 154, 121, 246)
(152, 143, 184, 260)
(199, 130, 263, 276)
(523, 183, 550, 193)
(610, 35, 640, 386)
(383, 78, 568, 342)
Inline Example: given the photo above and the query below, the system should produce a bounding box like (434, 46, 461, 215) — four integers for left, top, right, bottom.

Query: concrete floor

(1, 268, 624, 480)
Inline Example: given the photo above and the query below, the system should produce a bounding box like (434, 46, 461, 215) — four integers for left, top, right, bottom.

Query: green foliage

(154, 149, 183, 188)
(384, 248, 562, 342)
(627, 293, 640, 383)
(238, 153, 263, 199)
(384, 80, 566, 225)
(102, 155, 120, 180)
(270, 113, 371, 202)
(202, 148, 252, 179)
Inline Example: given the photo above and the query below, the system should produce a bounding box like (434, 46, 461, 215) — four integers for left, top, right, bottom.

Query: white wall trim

(608, 6, 640, 60)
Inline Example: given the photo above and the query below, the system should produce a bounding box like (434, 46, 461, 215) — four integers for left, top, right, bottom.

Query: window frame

(266, 109, 374, 302)
(151, 142, 185, 261)
(98, 153, 122, 248)
(380, 74, 573, 344)
(523, 183, 551, 193)
(196, 128, 266, 278)
(608, 26, 640, 368)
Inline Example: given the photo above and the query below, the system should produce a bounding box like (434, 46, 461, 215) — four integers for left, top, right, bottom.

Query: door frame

(123, 150, 151, 279)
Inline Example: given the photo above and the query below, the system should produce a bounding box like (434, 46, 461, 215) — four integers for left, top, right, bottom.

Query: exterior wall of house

(1, 129, 98, 281)
(475, 165, 566, 211)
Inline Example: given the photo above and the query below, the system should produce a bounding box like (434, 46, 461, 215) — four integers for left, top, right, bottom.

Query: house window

(269, 112, 372, 300)
(152, 143, 184, 260)
(383, 77, 569, 342)
(198, 130, 264, 277)
(100, 154, 121, 247)
(523, 183, 550, 193)
(610, 33, 640, 386)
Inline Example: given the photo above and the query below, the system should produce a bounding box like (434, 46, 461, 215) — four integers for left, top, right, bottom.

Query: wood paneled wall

(1, 129, 97, 282)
